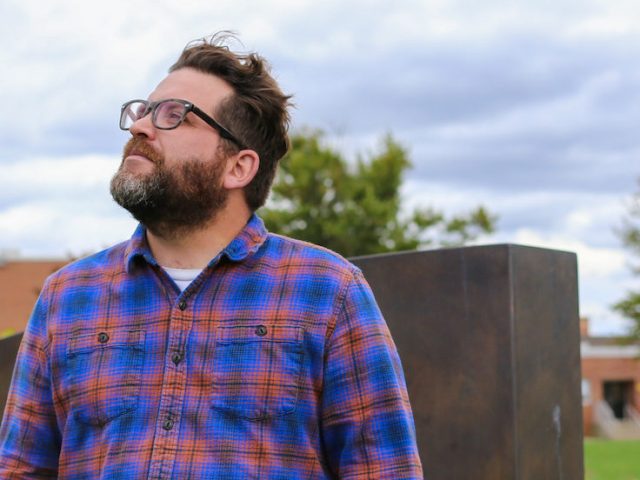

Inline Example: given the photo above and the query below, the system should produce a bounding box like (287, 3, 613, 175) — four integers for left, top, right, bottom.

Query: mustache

(123, 137, 162, 164)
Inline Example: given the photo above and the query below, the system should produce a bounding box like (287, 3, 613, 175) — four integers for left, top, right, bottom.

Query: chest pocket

(212, 325, 304, 421)
(65, 329, 145, 426)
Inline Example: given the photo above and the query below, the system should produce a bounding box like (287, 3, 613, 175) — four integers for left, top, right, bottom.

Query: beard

(110, 137, 229, 239)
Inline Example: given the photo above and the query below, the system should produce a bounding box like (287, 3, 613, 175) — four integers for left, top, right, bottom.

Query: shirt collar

(218, 213, 268, 263)
(124, 213, 268, 273)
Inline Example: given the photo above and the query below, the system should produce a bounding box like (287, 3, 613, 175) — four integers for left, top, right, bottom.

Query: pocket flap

(215, 325, 303, 344)
(67, 329, 145, 356)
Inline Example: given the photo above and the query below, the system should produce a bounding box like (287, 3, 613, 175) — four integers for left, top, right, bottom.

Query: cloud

(0, 154, 135, 256)
(1, 0, 640, 335)
(0, 201, 136, 258)
(0, 155, 119, 206)
(404, 180, 627, 241)
(510, 229, 625, 277)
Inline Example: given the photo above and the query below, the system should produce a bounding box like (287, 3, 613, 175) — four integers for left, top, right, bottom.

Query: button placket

(148, 291, 194, 477)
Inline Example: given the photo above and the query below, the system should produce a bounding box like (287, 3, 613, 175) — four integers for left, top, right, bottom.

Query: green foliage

(584, 439, 640, 480)
(614, 185, 640, 340)
(260, 131, 496, 258)
(613, 293, 640, 340)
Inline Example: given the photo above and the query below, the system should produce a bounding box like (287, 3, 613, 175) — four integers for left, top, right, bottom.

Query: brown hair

(170, 32, 292, 210)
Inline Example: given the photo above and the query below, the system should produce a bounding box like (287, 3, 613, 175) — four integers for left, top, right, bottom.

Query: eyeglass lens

(120, 100, 188, 130)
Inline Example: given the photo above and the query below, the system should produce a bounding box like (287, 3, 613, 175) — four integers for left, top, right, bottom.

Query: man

(0, 34, 422, 479)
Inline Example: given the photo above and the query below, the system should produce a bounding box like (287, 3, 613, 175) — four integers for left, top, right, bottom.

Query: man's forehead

(149, 68, 234, 110)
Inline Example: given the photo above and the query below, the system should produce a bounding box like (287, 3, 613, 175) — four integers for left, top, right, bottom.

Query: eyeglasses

(119, 98, 244, 148)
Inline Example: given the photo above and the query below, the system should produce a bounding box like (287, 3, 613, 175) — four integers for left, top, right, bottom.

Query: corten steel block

(0, 333, 23, 418)
(352, 244, 583, 480)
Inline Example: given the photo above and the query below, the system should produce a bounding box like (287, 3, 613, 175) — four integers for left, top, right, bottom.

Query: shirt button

(172, 353, 183, 365)
(255, 325, 268, 337)
(97, 332, 109, 344)
(163, 418, 174, 431)
(178, 300, 187, 311)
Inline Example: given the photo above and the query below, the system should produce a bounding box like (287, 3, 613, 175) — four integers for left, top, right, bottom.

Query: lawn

(584, 438, 640, 480)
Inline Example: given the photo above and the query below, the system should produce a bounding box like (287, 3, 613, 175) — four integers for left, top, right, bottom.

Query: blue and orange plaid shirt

(0, 214, 422, 479)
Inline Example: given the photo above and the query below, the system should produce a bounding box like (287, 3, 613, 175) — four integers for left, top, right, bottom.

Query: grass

(584, 438, 640, 480)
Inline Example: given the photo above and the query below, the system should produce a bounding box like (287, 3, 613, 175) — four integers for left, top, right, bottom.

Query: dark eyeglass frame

(120, 98, 245, 148)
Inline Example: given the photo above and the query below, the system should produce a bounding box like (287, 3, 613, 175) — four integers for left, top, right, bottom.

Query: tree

(260, 131, 496, 258)
(614, 185, 640, 340)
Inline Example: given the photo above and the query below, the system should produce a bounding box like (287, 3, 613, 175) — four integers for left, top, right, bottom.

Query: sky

(1, 0, 639, 335)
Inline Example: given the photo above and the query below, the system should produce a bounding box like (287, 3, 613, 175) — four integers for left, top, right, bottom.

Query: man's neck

(146, 199, 252, 269)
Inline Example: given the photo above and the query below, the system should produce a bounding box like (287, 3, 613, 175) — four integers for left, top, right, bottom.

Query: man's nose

(129, 112, 156, 138)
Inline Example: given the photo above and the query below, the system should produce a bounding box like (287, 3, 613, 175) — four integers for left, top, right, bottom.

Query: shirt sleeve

(320, 269, 423, 479)
(0, 283, 60, 478)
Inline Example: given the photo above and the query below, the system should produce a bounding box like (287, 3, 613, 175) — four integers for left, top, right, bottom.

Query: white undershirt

(161, 266, 203, 292)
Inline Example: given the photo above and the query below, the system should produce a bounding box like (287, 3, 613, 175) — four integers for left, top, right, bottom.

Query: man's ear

(223, 150, 260, 189)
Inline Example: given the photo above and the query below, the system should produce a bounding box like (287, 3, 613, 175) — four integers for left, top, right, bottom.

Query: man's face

(110, 68, 236, 237)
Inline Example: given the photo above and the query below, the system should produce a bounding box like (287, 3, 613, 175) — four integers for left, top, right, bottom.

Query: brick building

(0, 257, 69, 336)
(580, 318, 640, 438)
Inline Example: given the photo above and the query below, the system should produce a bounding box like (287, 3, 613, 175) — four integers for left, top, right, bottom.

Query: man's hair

(170, 32, 292, 211)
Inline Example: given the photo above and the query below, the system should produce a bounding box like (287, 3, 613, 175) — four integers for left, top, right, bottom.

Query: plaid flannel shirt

(0, 214, 423, 479)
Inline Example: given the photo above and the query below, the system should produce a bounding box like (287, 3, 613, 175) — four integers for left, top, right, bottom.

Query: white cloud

(0, 201, 136, 258)
(0, 155, 118, 197)
(0, 154, 134, 257)
(2, 0, 640, 336)
(511, 228, 625, 277)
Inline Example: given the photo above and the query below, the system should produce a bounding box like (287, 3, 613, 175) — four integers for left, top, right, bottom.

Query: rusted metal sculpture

(353, 244, 583, 480)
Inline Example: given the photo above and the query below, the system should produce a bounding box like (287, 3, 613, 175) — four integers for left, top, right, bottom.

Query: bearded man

(0, 33, 423, 479)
